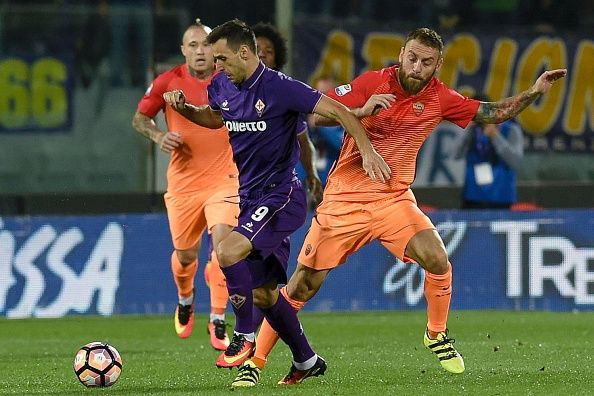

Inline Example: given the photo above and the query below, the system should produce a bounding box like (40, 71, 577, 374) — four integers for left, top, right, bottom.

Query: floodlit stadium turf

(1, 311, 592, 395)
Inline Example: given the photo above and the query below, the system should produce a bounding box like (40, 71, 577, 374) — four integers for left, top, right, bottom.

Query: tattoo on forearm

(475, 90, 541, 123)
(133, 113, 165, 145)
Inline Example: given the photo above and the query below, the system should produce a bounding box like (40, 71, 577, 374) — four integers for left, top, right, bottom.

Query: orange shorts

(298, 189, 435, 270)
(164, 184, 239, 250)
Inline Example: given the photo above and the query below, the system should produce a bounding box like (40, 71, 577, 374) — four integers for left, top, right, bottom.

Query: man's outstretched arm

(313, 93, 396, 126)
(474, 69, 567, 124)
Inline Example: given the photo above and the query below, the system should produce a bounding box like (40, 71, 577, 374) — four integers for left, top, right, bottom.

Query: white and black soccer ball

(73, 342, 123, 387)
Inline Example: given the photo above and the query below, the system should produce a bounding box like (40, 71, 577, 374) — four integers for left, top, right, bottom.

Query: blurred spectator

(520, 0, 579, 33)
(74, 0, 112, 117)
(420, 0, 474, 31)
(290, 0, 588, 30)
(108, 0, 153, 87)
(338, 0, 376, 23)
(451, 94, 524, 209)
(295, 0, 333, 20)
(153, 0, 190, 65)
(75, 0, 111, 89)
(474, 0, 522, 26)
(581, 0, 594, 29)
(1, 0, 75, 57)
(294, 0, 382, 24)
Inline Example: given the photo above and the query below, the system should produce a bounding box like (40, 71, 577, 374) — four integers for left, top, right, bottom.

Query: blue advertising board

(1, 209, 594, 318)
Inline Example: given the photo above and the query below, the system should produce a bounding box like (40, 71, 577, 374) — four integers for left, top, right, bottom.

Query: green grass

(1, 311, 592, 395)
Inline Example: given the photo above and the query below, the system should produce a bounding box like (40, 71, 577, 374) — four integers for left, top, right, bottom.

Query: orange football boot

(207, 319, 230, 351)
(215, 333, 255, 368)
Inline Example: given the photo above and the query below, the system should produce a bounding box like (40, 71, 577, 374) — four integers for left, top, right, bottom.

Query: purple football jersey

(208, 62, 322, 196)
(296, 114, 308, 136)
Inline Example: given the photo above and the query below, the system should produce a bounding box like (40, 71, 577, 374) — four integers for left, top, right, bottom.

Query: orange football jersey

(138, 65, 238, 194)
(325, 66, 480, 202)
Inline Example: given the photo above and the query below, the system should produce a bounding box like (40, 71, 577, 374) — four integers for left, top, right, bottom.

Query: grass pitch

(0, 311, 592, 395)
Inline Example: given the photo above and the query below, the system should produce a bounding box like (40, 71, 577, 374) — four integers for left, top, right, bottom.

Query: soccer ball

(73, 342, 123, 387)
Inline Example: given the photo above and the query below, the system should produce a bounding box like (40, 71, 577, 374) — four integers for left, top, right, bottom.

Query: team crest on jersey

(412, 101, 425, 116)
(255, 99, 266, 117)
(229, 294, 246, 309)
(305, 243, 312, 256)
(335, 84, 352, 97)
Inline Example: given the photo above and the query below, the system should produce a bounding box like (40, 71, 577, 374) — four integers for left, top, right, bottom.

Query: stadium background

(1, 0, 593, 318)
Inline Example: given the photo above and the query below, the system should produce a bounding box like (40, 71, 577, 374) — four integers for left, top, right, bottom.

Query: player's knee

(423, 249, 449, 275)
(216, 238, 251, 267)
(287, 282, 309, 302)
(215, 245, 230, 267)
(176, 250, 197, 266)
(215, 243, 239, 267)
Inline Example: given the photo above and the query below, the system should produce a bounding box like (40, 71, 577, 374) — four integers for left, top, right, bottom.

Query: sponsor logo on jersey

(413, 101, 425, 116)
(225, 120, 267, 132)
(255, 99, 266, 117)
(335, 84, 352, 96)
(221, 99, 230, 111)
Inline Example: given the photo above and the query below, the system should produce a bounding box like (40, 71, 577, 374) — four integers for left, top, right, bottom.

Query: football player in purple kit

(163, 19, 390, 388)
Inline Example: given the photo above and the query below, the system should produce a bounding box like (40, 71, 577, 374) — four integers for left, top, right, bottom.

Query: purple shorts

(235, 180, 307, 288)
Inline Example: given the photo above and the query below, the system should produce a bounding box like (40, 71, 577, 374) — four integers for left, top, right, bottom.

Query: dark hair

(252, 22, 287, 71)
(207, 19, 256, 54)
(405, 28, 444, 55)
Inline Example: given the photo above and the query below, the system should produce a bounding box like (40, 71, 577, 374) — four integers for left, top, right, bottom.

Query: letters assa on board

(225, 120, 267, 132)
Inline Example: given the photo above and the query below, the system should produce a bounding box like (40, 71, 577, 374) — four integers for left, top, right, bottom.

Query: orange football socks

(171, 251, 197, 299)
(425, 262, 452, 336)
(206, 251, 228, 315)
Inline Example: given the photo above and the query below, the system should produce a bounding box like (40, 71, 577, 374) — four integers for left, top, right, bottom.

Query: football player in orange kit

(246, 27, 566, 384)
(132, 19, 237, 350)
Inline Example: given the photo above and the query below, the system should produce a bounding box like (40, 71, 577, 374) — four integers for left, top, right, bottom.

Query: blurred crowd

(295, 0, 588, 32)
(0, 0, 589, 89)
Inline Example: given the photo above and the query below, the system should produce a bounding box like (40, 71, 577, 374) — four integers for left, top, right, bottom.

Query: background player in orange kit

(249, 27, 567, 382)
(132, 19, 237, 350)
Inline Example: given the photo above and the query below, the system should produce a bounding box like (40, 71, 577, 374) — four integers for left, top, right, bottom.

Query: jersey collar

(239, 61, 266, 91)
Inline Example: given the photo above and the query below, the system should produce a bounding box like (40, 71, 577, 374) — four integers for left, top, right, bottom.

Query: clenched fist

(163, 90, 187, 111)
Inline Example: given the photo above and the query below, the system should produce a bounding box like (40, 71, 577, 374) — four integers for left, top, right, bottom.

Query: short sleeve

(296, 114, 308, 135)
(276, 76, 322, 114)
(325, 71, 382, 108)
(438, 83, 481, 129)
(137, 73, 170, 118)
(207, 79, 220, 111)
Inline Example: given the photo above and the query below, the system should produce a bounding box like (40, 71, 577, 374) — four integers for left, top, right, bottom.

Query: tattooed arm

(474, 69, 567, 124)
